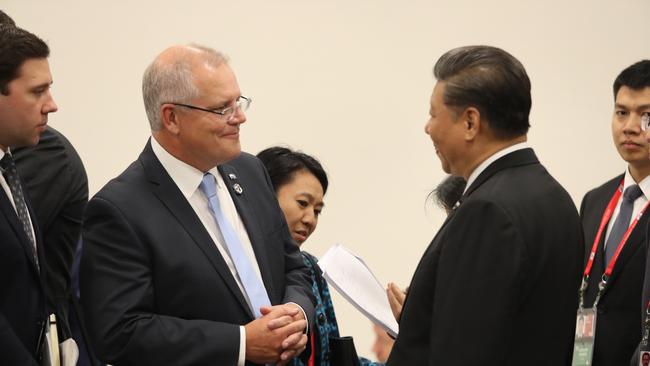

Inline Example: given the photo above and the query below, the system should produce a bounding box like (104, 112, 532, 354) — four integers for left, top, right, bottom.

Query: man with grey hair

(386, 45, 583, 365)
(81, 44, 315, 366)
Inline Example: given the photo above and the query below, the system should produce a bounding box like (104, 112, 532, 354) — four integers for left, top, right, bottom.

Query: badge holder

(571, 275, 606, 366)
(571, 182, 648, 365)
(639, 302, 650, 366)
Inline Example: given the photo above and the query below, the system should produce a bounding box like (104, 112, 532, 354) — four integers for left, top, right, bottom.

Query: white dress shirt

(603, 167, 650, 247)
(151, 138, 262, 366)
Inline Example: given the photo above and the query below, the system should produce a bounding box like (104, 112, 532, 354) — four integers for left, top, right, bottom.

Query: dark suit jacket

(13, 126, 89, 339)
(0, 156, 47, 366)
(387, 148, 583, 366)
(80, 141, 315, 366)
(630, 222, 650, 366)
(580, 175, 648, 366)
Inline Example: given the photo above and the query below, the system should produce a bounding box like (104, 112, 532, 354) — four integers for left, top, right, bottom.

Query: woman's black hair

(257, 146, 328, 194)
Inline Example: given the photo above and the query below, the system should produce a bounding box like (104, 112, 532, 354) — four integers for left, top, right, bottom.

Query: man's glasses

(165, 96, 251, 122)
(642, 112, 650, 132)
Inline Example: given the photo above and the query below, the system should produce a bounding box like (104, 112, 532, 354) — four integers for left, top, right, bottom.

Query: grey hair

(142, 44, 228, 131)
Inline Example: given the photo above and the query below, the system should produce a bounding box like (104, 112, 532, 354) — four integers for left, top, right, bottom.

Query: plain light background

(4, 0, 650, 361)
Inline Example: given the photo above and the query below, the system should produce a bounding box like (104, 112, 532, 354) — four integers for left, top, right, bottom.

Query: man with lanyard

(630, 60, 650, 366)
(576, 60, 650, 366)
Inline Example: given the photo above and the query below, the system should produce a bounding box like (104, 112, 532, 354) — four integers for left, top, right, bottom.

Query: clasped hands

(245, 303, 307, 365)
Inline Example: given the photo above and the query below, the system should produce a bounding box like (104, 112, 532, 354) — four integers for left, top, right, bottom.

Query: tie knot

(199, 173, 218, 199)
(624, 184, 643, 202)
(0, 153, 15, 173)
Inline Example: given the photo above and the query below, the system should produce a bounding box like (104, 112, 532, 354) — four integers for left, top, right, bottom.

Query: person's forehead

(193, 63, 238, 97)
(14, 58, 52, 83)
(431, 82, 447, 99)
(615, 85, 650, 103)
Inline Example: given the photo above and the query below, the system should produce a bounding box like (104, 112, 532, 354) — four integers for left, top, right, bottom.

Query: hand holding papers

(318, 244, 399, 337)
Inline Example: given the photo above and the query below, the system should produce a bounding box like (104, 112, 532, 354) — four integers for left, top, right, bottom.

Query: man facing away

(0, 23, 59, 365)
(579, 60, 650, 366)
(80, 44, 315, 366)
(386, 45, 583, 365)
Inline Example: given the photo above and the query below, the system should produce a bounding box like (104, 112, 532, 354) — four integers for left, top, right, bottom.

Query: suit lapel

(461, 148, 540, 202)
(601, 176, 649, 296)
(139, 141, 254, 318)
(25, 193, 48, 296)
(606, 214, 648, 285)
(0, 185, 40, 273)
(424, 150, 537, 255)
(218, 164, 278, 304)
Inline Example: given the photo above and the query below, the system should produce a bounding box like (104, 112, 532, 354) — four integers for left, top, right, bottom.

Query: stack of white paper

(318, 244, 399, 337)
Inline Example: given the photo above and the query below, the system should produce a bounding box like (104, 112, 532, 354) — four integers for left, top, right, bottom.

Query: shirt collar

(0, 148, 11, 174)
(150, 137, 221, 199)
(463, 142, 529, 194)
(623, 167, 650, 200)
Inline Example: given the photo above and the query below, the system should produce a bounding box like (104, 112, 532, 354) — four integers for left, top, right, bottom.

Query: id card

(571, 308, 597, 366)
(640, 351, 650, 366)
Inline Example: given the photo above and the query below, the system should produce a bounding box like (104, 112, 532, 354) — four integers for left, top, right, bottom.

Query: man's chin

(14, 135, 41, 149)
(220, 147, 242, 164)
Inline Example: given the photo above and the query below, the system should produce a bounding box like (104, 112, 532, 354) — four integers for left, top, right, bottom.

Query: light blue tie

(200, 173, 271, 318)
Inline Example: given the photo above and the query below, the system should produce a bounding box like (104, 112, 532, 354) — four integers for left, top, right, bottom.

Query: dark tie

(0, 153, 39, 269)
(199, 173, 271, 318)
(605, 184, 643, 265)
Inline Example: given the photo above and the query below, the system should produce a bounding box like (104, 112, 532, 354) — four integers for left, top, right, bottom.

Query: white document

(60, 338, 79, 366)
(42, 315, 79, 366)
(318, 244, 399, 337)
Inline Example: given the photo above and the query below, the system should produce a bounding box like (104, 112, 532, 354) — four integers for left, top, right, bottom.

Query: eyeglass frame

(163, 95, 252, 121)
(641, 112, 650, 132)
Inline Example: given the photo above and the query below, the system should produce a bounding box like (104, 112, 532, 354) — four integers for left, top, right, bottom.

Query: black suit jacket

(80, 141, 315, 366)
(580, 174, 648, 366)
(0, 155, 47, 366)
(387, 148, 583, 366)
(630, 222, 650, 366)
(13, 126, 89, 339)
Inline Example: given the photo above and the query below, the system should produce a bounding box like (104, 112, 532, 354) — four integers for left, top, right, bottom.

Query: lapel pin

(228, 173, 237, 180)
(233, 183, 243, 195)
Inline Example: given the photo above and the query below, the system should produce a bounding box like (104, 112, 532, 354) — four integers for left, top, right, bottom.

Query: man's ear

(160, 104, 181, 135)
(463, 106, 481, 141)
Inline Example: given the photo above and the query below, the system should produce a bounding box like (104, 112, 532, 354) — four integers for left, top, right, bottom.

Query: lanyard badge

(639, 302, 650, 366)
(573, 181, 649, 366)
(572, 308, 597, 365)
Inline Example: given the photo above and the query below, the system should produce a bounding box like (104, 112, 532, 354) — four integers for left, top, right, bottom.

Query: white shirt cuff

(238, 326, 246, 366)
(238, 303, 307, 366)
(287, 302, 309, 334)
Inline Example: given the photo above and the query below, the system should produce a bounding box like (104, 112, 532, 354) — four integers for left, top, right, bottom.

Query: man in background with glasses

(579, 60, 650, 366)
(80, 44, 315, 366)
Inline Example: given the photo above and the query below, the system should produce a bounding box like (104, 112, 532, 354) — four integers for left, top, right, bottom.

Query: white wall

(4, 0, 650, 360)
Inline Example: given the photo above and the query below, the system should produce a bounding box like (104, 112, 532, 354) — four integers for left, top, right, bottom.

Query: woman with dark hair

(257, 146, 382, 366)
(432, 175, 466, 213)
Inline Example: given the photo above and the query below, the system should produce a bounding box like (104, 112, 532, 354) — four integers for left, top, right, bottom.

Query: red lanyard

(584, 181, 650, 278)
(308, 330, 315, 366)
(580, 180, 650, 308)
